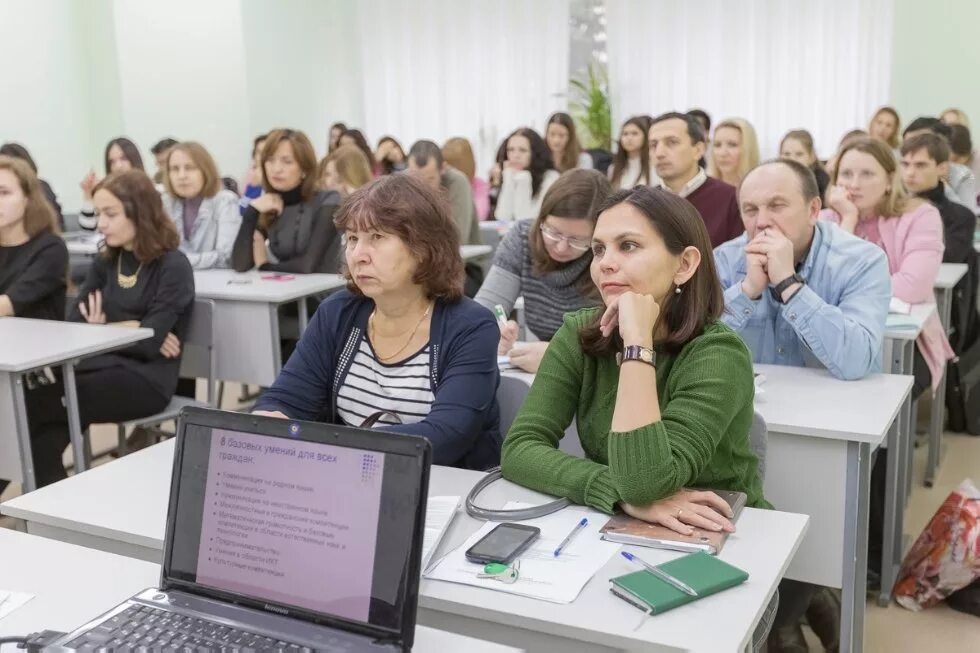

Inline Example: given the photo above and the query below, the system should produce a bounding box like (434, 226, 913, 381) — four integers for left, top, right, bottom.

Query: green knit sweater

(501, 308, 770, 513)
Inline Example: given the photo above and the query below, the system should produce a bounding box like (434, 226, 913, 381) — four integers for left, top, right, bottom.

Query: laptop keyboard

(65, 604, 312, 652)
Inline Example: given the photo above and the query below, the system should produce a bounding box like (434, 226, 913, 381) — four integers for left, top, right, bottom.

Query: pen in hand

(620, 551, 698, 596)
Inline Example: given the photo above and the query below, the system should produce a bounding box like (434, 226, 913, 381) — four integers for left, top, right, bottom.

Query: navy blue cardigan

(256, 290, 502, 470)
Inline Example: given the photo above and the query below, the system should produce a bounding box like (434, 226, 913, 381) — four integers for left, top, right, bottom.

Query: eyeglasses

(539, 224, 592, 252)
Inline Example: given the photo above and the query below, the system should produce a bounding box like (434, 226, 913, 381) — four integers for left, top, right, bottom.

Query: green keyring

(483, 563, 510, 575)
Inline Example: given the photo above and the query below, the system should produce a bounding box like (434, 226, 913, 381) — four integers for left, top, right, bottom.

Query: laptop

(52, 406, 432, 652)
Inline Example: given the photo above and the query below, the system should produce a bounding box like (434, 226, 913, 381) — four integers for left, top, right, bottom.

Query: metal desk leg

(297, 298, 309, 335)
(878, 407, 906, 606)
(840, 441, 871, 653)
(61, 362, 88, 475)
(9, 374, 37, 492)
(902, 340, 916, 503)
(925, 367, 948, 487)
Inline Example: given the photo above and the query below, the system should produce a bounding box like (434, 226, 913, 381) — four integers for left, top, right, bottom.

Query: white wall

(0, 0, 94, 213)
(111, 0, 252, 185)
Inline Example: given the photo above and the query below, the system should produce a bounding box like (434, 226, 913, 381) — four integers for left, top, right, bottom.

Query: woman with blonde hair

(317, 144, 373, 198)
(708, 118, 760, 187)
(443, 137, 490, 220)
(868, 106, 901, 149)
(162, 142, 241, 269)
(941, 108, 970, 128)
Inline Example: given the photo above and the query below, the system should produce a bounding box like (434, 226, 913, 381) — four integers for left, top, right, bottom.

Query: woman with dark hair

(493, 127, 559, 222)
(375, 136, 407, 175)
(25, 170, 195, 487)
(327, 122, 348, 153)
(240, 133, 267, 216)
(78, 137, 146, 230)
(253, 174, 501, 469)
(0, 155, 67, 321)
(231, 128, 343, 274)
(501, 185, 766, 528)
(609, 116, 657, 190)
(476, 169, 611, 372)
(0, 142, 64, 230)
(546, 112, 592, 172)
(339, 129, 380, 176)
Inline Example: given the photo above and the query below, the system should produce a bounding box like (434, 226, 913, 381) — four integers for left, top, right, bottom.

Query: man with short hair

(406, 140, 480, 246)
(714, 158, 891, 379)
(903, 117, 978, 213)
(648, 112, 742, 247)
(150, 137, 179, 185)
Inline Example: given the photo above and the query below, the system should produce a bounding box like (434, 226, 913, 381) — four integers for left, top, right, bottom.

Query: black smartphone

(464, 522, 541, 564)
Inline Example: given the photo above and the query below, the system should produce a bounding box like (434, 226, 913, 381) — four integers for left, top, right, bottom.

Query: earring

(675, 286, 682, 295)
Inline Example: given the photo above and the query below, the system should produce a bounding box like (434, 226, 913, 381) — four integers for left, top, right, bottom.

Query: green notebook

(609, 551, 748, 615)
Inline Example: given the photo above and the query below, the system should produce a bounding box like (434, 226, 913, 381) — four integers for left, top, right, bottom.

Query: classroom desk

(61, 231, 100, 256)
(753, 364, 913, 640)
(460, 244, 493, 259)
(1, 440, 808, 653)
(927, 263, 968, 487)
(0, 530, 522, 653)
(0, 318, 152, 492)
(191, 270, 345, 386)
(883, 302, 935, 499)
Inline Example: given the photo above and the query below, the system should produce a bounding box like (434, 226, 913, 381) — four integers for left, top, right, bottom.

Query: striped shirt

(336, 336, 434, 427)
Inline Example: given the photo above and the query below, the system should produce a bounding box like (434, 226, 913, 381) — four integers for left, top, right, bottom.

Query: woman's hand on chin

(621, 489, 735, 536)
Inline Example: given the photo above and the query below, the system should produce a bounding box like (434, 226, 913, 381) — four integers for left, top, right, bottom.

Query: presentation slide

(195, 429, 385, 621)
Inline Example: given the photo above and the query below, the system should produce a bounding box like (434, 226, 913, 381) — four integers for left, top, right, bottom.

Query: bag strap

(360, 411, 403, 428)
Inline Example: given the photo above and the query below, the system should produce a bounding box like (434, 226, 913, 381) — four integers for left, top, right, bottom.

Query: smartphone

(464, 523, 541, 565)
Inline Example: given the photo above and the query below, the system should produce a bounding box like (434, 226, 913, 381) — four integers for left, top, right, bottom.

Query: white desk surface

(0, 319, 153, 373)
(192, 270, 346, 303)
(61, 231, 100, 256)
(460, 244, 493, 259)
(884, 302, 936, 341)
(2, 439, 807, 653)
(935, 262, 968, 289)
(0, 530, 520, 653)
(753, 364, 911, 445)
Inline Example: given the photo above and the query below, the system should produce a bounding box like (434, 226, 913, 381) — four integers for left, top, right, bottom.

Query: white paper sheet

(0, 590, 35, 620)
(425, 501, 621, 604)
(421, 496, 460, 570)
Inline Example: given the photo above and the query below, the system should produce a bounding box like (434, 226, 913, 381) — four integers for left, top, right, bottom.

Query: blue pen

(621, 551, 698, 596)
(553, 517, 589, 557)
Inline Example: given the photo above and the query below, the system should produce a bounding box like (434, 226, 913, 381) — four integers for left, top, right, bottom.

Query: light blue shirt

(713, 220, 891, 380)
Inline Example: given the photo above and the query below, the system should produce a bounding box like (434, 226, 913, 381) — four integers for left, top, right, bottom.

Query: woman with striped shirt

(476, 169, 612, 373)
(253, 174, 501, 470)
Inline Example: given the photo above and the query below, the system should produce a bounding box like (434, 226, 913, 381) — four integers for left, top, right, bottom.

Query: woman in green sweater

(501, 185, 768, 537)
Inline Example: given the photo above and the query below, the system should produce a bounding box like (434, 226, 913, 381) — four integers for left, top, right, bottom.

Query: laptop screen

(165, 421, 426, 635)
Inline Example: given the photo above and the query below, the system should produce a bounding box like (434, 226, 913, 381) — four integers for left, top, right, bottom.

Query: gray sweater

(474, 219, 598, 340)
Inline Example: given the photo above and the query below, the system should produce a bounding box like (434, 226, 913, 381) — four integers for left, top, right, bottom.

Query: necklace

(369, 301, 432, 362)
(117, 256, 143, 290)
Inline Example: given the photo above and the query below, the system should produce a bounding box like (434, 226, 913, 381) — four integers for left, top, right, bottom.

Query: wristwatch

(616, 345, 656, 367)
(770, 273, 806, 304)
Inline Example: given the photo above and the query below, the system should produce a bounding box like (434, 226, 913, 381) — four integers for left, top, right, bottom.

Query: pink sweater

(820, 203, 953, 388)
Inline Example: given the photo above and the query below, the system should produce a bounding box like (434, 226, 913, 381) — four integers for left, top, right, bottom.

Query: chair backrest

(496, 373, 532, 436)
(179, 298, 217, 406)
(750, 410, 768, 482)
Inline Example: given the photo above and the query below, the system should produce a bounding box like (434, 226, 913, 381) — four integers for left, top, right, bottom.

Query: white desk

(191, 270, 345, 386)
(753, 364, 912, 649)
(0, 318, 152, 492)
(460, 244, 493, 260)
(1, 440, 808, 653)
(927, 263, 969, 487)
(0, 530, 520, 653)
(61, 231, 100, 256)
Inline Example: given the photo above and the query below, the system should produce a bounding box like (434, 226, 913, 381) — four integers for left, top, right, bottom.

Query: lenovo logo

(264, 604, 289, 616)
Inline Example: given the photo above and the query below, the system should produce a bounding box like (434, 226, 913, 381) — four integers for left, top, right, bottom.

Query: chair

(495, 373, 584, 457)
(115, 298, 217, 456)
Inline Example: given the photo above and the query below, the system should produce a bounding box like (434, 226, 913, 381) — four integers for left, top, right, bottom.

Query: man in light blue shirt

(714, 158, 891, 380)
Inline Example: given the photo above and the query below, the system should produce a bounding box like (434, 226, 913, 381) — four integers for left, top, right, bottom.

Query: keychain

(476, 560, 520, 584)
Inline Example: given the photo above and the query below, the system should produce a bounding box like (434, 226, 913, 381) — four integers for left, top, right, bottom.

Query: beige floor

(2, 388, 978, 651)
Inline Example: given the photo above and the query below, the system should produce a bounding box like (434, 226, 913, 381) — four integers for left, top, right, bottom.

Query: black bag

(946, 337, 980, 435)
(947, 578, 980, 617)
(463, 261, 485, 299)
